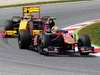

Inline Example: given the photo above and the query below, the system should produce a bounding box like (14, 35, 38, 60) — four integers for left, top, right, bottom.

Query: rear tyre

(5, 20, 13, 30)
(5, 16, 20, 30)
(78, 35, 91, 56)
(37, 34, 50, 55)
(18, 30, 31, 49)
(35, 35, 44, 54)
(11, 16, 20, 23)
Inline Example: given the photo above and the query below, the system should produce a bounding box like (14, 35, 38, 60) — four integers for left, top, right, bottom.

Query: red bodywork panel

(53, 31, 76, 44)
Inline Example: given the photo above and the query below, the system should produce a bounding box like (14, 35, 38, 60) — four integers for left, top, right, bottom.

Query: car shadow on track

(16, 45, 96, 58)
(27, 47, 97, 58)
(44, 52, 97, 58)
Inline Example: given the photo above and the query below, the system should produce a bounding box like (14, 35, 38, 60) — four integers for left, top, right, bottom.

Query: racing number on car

(23, 7, 40, 14)
(24, 7, 29, 13)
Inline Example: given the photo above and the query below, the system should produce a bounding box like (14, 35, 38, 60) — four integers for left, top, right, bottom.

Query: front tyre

(18, 30, 31, 49)
(78, 35, 91, 56)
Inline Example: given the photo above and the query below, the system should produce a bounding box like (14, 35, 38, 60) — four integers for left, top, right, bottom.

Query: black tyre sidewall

(78, 35, 91, 55)
(78, 35, 91, 47)
(18, 30, 31, 49)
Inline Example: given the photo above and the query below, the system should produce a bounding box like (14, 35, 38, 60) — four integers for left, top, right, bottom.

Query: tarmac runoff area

(0, 1, 100, 74)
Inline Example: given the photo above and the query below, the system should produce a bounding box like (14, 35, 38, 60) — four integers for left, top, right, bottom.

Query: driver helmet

(51, 26, 59, 33)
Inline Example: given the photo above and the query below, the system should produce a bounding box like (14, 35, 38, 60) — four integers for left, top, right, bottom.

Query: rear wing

(23, 5, 41, 18)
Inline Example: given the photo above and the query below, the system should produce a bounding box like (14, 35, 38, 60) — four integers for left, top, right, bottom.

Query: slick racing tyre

(78, 35, 91, 55)
(18, 30, 31, 49)
(37, 34, 51, 56)
(5, 16, 20, 30)
(12, 16, 21, 23)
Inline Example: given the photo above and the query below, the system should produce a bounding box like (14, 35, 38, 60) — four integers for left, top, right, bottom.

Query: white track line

(63, 19, 100, 30)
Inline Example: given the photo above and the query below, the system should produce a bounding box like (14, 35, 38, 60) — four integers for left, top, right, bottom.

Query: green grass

(0, 0, 91, 8)
(78, 22, 100, 46)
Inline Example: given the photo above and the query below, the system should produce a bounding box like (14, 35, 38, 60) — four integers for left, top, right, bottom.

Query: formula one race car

(4, 16, 21, 37)
(18, 5, 94, 56)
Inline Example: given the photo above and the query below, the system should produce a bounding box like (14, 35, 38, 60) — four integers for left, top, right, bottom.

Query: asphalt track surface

(0, 0, 100, 75)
